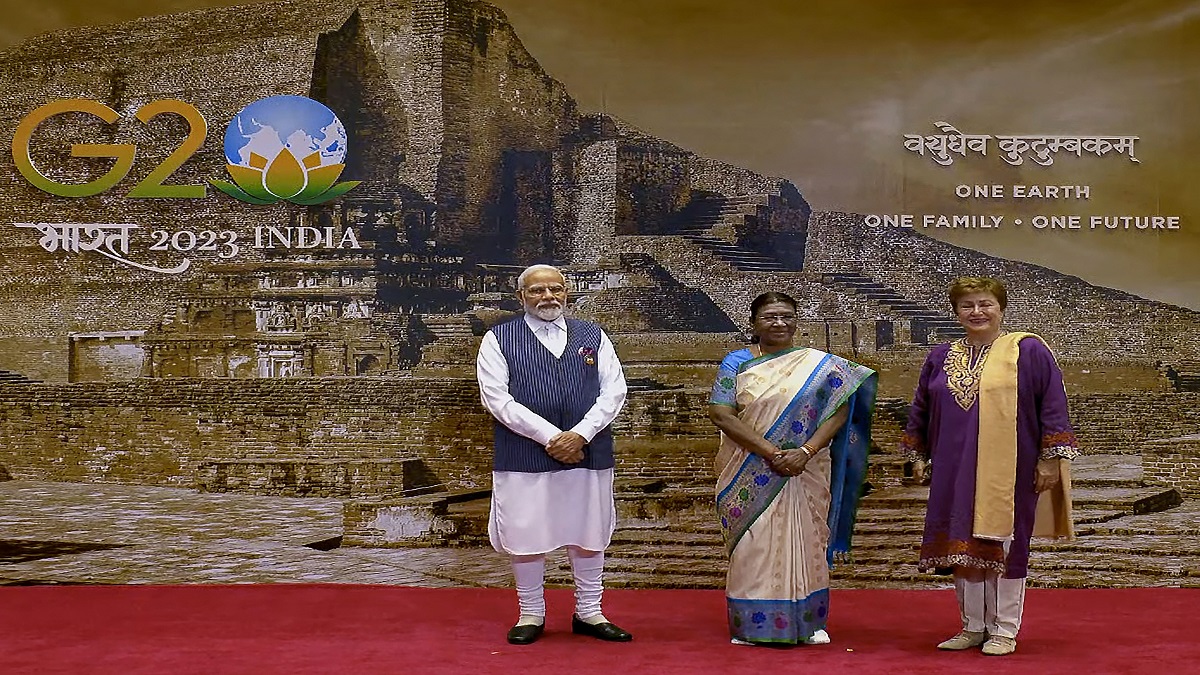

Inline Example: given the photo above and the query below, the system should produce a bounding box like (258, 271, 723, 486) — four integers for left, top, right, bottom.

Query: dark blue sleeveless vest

(491, 316, 615, 472)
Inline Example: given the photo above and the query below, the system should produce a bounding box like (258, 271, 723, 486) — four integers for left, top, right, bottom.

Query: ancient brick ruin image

(0, 0, 1197, 588)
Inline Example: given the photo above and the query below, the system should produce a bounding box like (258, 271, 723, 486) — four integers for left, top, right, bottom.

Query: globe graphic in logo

(211, 95, 359, 205)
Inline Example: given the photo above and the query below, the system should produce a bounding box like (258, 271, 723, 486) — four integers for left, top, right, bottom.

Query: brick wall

(567, 253, 737, 333)
(0, 379, 719, 490)
(0, 378, 494, 488)
(1143, 436, 1200, 496)
(614, 142, 691, 236)
(436, 0, 578, 252)
(616, 236, 898, 354)
(4, 379, 1194, 490)
(688, 156, 784, 197)
(1068, 393, 1200, 453)
(560, 142, 619, 264)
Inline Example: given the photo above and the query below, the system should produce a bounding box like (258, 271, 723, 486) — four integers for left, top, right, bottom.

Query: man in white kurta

(476, 264, 630, 645)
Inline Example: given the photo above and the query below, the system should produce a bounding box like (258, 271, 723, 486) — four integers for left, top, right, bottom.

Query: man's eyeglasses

(522, 284, 566, 296)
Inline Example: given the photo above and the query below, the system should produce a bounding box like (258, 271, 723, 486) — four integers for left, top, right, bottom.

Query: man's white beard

(529, 303, 564, 321)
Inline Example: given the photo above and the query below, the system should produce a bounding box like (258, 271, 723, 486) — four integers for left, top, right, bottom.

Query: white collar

(523, 313, 567, 333)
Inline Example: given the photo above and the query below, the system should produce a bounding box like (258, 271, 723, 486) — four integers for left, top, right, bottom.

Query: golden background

(3, 0, 1198, 309)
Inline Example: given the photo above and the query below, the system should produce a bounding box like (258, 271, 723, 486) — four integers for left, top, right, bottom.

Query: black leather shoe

(506, 622, 544, 645)
(572, 614, 633, 642)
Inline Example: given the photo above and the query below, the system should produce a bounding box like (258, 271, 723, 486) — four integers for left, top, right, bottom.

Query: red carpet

(1, 586, 1194, 674)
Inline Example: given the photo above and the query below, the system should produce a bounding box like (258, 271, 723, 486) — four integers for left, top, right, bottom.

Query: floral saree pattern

(712, 346, 877, 643)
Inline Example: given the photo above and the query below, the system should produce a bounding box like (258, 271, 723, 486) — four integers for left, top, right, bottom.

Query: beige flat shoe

(937, 630, 988, 650)
(982, 635, 1017, 656)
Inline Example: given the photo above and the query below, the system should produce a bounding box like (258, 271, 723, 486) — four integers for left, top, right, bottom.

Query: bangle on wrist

(801, 444, 816, 458)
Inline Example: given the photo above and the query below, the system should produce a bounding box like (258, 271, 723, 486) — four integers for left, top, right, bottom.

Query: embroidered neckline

(944, 338, 992, 411)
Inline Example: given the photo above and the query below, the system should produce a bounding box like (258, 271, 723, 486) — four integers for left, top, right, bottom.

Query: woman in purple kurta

(901, 277, 1078, 657)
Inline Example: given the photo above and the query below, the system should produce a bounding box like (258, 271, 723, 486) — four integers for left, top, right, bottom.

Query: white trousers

(512, 547, 606, 620)
(954, 569, 1027, 638)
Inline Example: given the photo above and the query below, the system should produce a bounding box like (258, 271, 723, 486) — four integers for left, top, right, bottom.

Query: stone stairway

(821, 272, 964, 343)
(347, 452, 1196, 588)
(669, 195, 790, 273)
(1162, 361, 1200, 392)
(196, 457, 439, 499)
(419, 314, 476, 339)
(0, 370, 39, 384)
(541, 454, 1195, 589)
(569, 253, 738, 333)
(625, 376, 684, 393)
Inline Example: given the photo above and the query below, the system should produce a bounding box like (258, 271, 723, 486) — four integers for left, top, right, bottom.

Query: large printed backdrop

(4, 0, 1197, 308)
(0, 0, 1197, 591)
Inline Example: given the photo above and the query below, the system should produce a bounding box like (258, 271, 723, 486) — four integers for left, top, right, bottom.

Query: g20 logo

(213, 96, 360, 205)
(12, 95, 359, 205)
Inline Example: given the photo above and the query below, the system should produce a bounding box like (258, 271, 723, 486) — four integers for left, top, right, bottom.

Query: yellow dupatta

(974, 332, 1074, 541)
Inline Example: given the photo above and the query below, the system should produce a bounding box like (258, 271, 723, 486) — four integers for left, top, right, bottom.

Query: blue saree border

(727, 589, 831, 643)
(716, 454, 785, 556)
(738, 346, 806, 375)
(716, 351, 827, 556)
(716, 352, 878, 562)
(827, 369, 877, 565)
(763, 351, 828, 440)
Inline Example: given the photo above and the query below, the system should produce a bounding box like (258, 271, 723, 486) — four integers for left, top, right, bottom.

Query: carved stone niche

(256, 346, 304, 378)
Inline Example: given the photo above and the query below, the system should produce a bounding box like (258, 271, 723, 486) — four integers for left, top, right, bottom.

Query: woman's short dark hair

(948, 277, 1008, 311)
(749, 292, 798, 343)
(750, 292, 798, 320)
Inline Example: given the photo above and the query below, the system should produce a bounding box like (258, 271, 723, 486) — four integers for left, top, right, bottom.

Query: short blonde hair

(948, 276, 1007, 311)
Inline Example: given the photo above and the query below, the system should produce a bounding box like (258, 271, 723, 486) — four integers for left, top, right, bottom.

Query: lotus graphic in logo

(212, 95, 360, 205)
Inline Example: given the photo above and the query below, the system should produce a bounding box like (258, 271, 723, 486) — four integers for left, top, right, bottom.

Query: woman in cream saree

(709, 293, 877, 645)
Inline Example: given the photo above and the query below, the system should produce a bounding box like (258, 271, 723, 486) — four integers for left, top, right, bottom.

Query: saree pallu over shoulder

(716, 348, 878, 564)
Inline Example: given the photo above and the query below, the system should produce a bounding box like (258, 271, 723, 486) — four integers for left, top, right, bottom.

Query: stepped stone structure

(3, 0, 1199, 385)
(1163, 361, 1200, 392)
(0, 0, 1198, 587)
